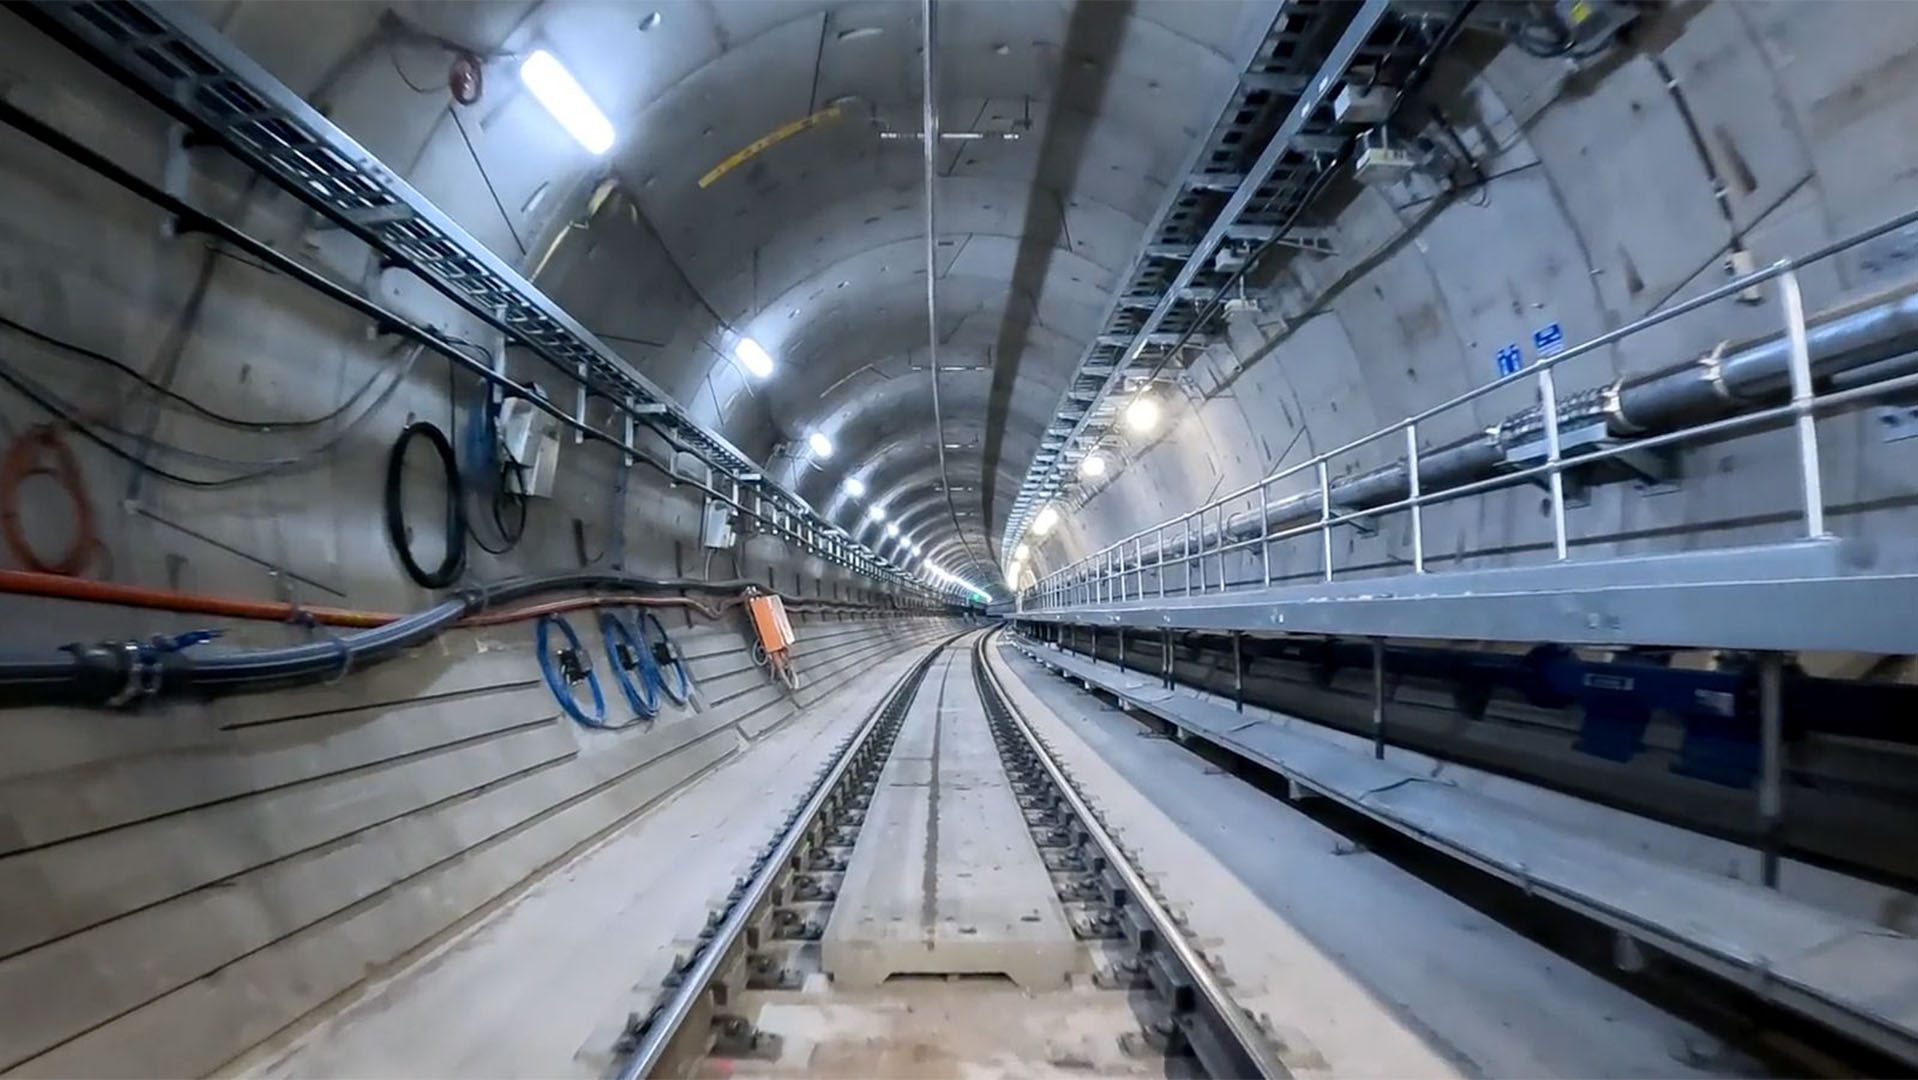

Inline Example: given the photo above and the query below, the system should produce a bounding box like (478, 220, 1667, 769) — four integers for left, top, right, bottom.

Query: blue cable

(598, 610, 659, 720)
(635, 609, 693, 706)
(536, 614, 606, 727)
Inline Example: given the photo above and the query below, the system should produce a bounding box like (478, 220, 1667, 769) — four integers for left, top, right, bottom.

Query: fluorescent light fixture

(1124, 394, 1161, 434)
(733, 336, 775, 379)
(807, 431, 834, 458)
(520, 50, 615, 155)
(886, 522, 900, 539)
(1031, 505, 1060, 536)
(1079, 453, 1107, 478)
(1014, 543, 1029, 561)
(868, 505, 886, 522)
(842, 477, 867, 498)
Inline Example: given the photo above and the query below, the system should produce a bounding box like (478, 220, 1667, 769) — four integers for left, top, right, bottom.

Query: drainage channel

(608, 629, 1285, 1079)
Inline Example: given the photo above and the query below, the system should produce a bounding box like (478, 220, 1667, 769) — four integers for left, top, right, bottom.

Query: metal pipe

(1054, 282, 1918, 587)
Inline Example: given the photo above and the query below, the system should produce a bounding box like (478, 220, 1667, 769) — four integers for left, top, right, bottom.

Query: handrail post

(1778, 266, 1827, 537)
(1317, 460, 1334, 582)
(1405, 423, 1425, 574)
(1156, 525, 1166, 598)
(1537, 362, 1569, 561)
(1259, 481, 1272, 586)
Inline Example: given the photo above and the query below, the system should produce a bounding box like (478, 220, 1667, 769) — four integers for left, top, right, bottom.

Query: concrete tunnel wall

(0, 5, 961, 1075)
(1, 0, 1917, 1074)
(1028, 2, 1918, 589)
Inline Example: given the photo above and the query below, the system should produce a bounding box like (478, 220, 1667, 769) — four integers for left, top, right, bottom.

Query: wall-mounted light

(1078, 453, 1106, 478)
(1031, 505, 1060, 536)
(733, 336, 775, 379)
(1124, 394, 1161, 435)
(807, 431, 834, 459)
(843, 476, 867, 498)
(520, 50, 615, 155)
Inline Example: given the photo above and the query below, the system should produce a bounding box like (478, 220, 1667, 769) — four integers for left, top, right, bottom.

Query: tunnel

(1, 0, 1916, 1076)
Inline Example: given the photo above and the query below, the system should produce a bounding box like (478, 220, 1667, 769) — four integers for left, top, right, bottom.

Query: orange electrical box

(746, 593, 795, 654)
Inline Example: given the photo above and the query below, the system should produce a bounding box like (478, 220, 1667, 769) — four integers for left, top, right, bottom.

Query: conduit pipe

(1059, 282, 1918, 582)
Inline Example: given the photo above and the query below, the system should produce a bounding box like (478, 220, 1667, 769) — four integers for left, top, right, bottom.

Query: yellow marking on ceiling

(698, 105, 844, 189)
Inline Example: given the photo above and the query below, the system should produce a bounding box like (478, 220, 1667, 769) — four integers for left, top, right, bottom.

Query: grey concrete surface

(822, 638, 1076, 991)
(231, 638, 950, 1080)
(989, 639, 1750, 1079)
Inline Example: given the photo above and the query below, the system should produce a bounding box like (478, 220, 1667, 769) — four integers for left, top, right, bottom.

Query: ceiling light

(733, 336, 774, 378)
(1124, 395, 1161, 434)
(520, 50, 615, 155)
(1031, 505, 1060, 536)
(843, 477, 866, 498)
(868, 505, 886, 522)
(1014, 543, 1029, 561)
(886, 522, 900, 538)
(1079, 453, 1106, 478)
(807, 431, 834, 458)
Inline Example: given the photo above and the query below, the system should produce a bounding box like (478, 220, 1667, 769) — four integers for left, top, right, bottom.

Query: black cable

(0, 347, 418, 488)
(385, 420, 468, 588)
(449, 106, 526, 256)
(0, 311, 406, 430)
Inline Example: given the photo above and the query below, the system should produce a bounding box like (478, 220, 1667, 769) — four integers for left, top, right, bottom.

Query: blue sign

(1494, 343, 1523, 377)
(1533, 321, 1565, 357)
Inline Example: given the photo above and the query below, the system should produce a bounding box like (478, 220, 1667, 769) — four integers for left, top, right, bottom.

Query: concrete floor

(822, 639, 1077, 991)
(988, 640, 1754, 1080)
(233, 645, 943, 1080)
(229, 634, 1758, 1079)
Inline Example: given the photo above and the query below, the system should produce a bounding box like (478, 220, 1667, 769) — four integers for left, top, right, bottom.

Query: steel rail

(973, 629, 1287, 1079)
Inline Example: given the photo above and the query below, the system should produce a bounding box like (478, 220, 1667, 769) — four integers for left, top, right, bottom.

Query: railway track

(609, 629, 1283, 1079)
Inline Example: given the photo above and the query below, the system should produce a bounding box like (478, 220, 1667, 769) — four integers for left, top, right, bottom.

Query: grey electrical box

(700, 499, 736, 549)
(1333, 84, 1391, 125)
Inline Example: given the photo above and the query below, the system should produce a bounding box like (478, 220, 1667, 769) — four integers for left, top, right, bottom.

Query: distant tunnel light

(886, 522, 900, 539)
(807, 431, 834, 459)
(1013, 543, 1030, 561)
(1031, 505, 1060, 536)
(1078, 453, 1107, 478)
(1124, 395, 1161, 435)
(868, 505, 886, 522)
(843, 476, 867, 498)
(733, 336, 775, 379)
(520, 50, 615, 155)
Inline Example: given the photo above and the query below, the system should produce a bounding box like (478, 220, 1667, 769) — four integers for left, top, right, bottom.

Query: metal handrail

(1024, 204, 1918, 611)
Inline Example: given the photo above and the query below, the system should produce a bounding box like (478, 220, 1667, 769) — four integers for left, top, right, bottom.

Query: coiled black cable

(385, 420, 468, 588)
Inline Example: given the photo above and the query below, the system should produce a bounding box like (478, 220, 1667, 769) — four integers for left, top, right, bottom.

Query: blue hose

(537, 614, 606, 727)
(635, 609, 693, 706)
(598, 610, 659, 721)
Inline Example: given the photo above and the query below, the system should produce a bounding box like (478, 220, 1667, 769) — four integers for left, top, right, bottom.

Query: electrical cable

(536, 614, 606, 727)
(634, 608, 693, 706)
(384, 420, 468, 588)
(1, 424, 99, 575)
(0, 346, 419, 488)
(598, 609, 660, 722)
(0, 311, 405, 431)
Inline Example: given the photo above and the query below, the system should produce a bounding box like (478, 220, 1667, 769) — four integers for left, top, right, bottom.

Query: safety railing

(1022, 205, 1918, 614)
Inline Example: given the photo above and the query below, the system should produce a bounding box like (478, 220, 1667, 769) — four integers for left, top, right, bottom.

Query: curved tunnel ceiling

(519, 0, 1275, 588)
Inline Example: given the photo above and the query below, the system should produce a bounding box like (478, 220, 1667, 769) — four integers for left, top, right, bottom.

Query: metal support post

(1404, 424, 1424, 574)
(1117, 627, 1126, 674)
(1232, 632, 1244, 714)
(1317, 460, 1334, 581)
(1759, 652, 1785, 888)
(1162, 628, 1172, 689)
(1259, 482, 1272, 586)
(1537, 364, 1569, 560)
(1371, 637, 1386, 759)
(1156, 526, 1166, 597)
(1778, 267, 1827, 538)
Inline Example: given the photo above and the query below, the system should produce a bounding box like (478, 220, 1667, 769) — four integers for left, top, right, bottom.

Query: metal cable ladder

(15, 0, 920, 594)
(1003, 0, 1445, 555)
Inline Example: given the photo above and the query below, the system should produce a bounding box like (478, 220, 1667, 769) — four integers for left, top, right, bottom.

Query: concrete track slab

(821, 642, 1077, 991)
